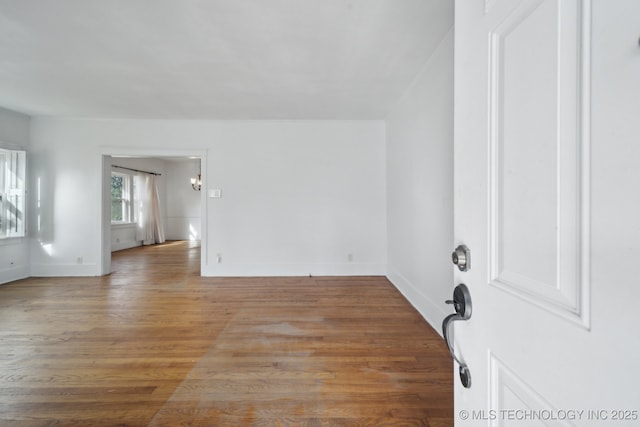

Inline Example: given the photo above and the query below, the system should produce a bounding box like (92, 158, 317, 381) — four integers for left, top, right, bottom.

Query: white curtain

(135, 174, 165, 245)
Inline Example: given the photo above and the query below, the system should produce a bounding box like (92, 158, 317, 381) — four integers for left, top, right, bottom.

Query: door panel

(488, 0, 587, 323)
(490, 354, 572, 427)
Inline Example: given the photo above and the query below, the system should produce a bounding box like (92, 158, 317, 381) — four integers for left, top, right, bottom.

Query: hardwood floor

(0, 241, 453, 426)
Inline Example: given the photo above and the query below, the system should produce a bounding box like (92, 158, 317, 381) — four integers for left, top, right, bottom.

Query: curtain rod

(113, 165, 162, 176)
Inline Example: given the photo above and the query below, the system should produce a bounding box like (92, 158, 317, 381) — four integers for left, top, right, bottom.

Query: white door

(453, 0, 640, 425)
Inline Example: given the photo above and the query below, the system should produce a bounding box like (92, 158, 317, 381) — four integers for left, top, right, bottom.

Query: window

(0, 149, 27, 239)
(111, 172, 135, 223)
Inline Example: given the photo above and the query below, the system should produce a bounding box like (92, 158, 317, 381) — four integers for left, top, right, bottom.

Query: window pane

(111, 175, 124, 221)
(111, 200, 123, 221)
(111, 176, 123, 199)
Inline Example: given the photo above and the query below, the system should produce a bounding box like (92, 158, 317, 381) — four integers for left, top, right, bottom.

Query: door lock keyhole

(452, 244, 471, 271)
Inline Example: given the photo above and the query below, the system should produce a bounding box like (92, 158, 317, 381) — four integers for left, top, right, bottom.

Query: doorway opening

(99, 151, 207, 276)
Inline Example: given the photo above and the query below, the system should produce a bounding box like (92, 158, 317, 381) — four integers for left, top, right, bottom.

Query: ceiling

(0, 0, 452, 120)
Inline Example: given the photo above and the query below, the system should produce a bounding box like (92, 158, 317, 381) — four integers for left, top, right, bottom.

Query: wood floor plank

(0, 241, 452, 426)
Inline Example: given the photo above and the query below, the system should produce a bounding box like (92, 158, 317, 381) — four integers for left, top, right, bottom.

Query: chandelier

(190, 166, 201, 191)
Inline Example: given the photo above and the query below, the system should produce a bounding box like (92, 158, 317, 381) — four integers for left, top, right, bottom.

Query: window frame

(111, 171, 135, 225)
(0, 148, 27, 240)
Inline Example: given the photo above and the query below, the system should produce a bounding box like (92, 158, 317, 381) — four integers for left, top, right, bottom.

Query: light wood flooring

(0, 241, 453, 426)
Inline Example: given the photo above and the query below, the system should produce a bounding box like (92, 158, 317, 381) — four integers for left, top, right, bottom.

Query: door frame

(98, 147, 208, 276)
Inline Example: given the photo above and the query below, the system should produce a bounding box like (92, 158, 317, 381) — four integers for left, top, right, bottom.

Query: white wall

(111, 223, 139, 252)
(28, 119, 386, 276)
(0, 107, 30, 284)
(110, 157, 168, 252)
(165, 159, 201, 241)
(385, 29, 454, 330)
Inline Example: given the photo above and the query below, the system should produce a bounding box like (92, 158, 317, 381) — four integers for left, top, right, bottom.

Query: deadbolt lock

(452, 244, 470, 272)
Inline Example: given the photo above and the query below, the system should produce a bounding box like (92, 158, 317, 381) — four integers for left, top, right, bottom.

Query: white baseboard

(30, 263, 100, 277)
(111, 240, 142, 252)
(386, 265, 448, 337)
(0, 265, 30, 285)
(201, 262, 386, 277)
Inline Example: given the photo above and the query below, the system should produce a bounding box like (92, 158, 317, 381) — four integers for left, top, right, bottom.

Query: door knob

(443, 283, 472, 388)
(452, 244, 470, 271)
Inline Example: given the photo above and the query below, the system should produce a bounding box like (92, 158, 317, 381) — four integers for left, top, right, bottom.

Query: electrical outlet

(347, 253, 353, 262)
(76, 256, 83, 264)
(216, 253, 222, 264)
